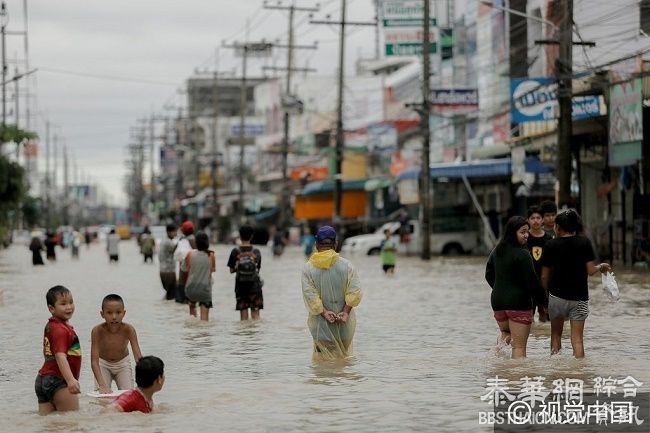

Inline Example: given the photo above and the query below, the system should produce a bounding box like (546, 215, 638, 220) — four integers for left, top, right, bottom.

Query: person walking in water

(183, 232, 216, 321)
(526, 206, 552, 322)
(29, 234, 45, 265)
(301, 226, 362, 359)
(541, 209, 610, 358)
(300, 226, 316, 259)
(173, 221, 197, 303)
(106, 229, 120, 263)
(485, 216, 547, 358)
(44, 232, 57, 262)
(158, 224, 178, 301)
(228, 225, 263, 320)
(139, 227, 156, 263)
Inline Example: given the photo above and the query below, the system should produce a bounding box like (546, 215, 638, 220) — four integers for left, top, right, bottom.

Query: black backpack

(236, 249, 258, 282)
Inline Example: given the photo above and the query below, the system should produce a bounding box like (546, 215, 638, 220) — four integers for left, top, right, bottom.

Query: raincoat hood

(308, 249, 339, 269)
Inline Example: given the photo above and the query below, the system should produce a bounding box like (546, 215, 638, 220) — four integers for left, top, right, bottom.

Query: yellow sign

(532, 246, 542, 261)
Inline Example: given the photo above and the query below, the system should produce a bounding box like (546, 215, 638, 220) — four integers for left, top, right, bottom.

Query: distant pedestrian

(541, 209, 611, 358)
(485, 216, 547, 358)
(183, 232, 216, 321)
(70, 231, 81, 259)
(158, 224, 178, 301)
(107, 229, 120, 263)
(272, 227, 287, 257)
(380, 229, 396, 274)
(140, 227, 156, 263)
(300, 226, 316, 258)
(526, 206, 552, 322)
(228, 225, 263, 320)
(301, 226, 362, 359)
(539, 200, 557, 238)
(84, 229, 92, 249)
(30, 235, 45, 266)
(44, 232, 57, 262)
(173, 221, 196, 303)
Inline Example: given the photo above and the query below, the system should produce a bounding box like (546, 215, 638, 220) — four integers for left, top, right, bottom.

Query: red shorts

(493, 310, 533, 325)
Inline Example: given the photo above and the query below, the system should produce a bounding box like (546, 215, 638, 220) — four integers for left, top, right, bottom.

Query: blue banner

(510, 77, 604, 124)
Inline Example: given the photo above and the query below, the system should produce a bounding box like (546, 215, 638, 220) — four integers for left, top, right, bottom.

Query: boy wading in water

(35, 286, 82, 415)
(102, 356, 165, 414)
(380, 228, 396, 274)
(301, 226, 362, 359)
(228, 225, 263, 320)
(527, 205, 552, 322)
(91, 294, 142, 394)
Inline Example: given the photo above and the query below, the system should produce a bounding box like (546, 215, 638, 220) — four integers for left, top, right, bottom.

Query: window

(642, 0, 650, 34)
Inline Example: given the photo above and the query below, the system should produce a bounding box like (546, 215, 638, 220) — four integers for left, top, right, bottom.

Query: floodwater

(0, 240, 648, 432)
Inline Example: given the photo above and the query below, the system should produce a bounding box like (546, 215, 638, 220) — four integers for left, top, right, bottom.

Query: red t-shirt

(38, 317, 82, 379)
(113, 389, 153, 413)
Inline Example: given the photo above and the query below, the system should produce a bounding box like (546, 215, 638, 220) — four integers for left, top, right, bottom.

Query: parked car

(341, 220, 478, 256)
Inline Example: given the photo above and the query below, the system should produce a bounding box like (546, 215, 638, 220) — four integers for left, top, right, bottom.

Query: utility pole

(44, 120, 50, 229)
(149, 113, 155, 220)
(556, 0, 573, 207)
(264, 1, 319, 229)
(222, 39, 273, 224)
(210, 57, 221, 240)
(420, 0, 432, 260)
(63, 144, 69, 226)
(1, 1, 7, 133)
(311, 1, 375, 239)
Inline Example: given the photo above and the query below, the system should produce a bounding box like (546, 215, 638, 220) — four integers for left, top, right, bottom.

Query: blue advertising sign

(510, 78, 604, 124)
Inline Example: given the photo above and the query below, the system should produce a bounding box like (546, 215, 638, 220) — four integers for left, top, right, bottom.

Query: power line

(37, 66, 178, 86)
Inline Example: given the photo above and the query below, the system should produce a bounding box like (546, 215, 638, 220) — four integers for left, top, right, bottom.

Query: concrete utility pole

(310, 1, 375, 238)
(263, 1, 319, 229)
(149, 114, 155, 213)
(44, 120, 50, 228)
(556, 0, 573, 207)
(1, 1, 7, 132)
(63, 144, 68, 226)
(420, 0, 432, 260)
(211, 64, 220, 235)
(222, 39, 272, 224)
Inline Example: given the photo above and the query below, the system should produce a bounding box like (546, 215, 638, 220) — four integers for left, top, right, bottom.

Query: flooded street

(1, 240, 649, 432)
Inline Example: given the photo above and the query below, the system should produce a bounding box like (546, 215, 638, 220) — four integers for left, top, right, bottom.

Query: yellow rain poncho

(301, 249, 362, 359)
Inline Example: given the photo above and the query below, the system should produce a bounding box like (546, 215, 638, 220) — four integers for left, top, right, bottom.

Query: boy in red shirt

(35, 285, 82, 415)
(102, 356, 165, 413)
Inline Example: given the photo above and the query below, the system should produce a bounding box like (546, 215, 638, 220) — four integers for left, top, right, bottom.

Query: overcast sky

(7, 0, 380, 205)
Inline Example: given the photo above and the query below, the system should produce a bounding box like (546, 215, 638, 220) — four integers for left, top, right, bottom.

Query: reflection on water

(0, 242, 648, 432)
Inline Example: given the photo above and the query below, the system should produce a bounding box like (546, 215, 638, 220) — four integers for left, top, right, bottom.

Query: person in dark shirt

(485, 216, 547, 358)
(539, 200, 557, 238)
(541, 209, 610, 358)
(228, 225, 263, 320)
(526, 206, 553, 322)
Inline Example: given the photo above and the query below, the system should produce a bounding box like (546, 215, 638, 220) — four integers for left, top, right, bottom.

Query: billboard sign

(431, 88, 479, 108)
(609, 78, 643, 166)
(510, 77, 605, 124)
(382, 0, 436, 26)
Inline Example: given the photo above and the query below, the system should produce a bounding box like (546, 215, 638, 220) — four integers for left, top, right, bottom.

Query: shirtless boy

(91, 294, 142, 394)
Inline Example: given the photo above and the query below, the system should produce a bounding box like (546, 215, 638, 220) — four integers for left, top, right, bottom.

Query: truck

(340, 219, 479, 256)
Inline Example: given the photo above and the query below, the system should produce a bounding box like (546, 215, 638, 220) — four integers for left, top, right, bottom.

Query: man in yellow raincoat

(301, 226, 362, 359)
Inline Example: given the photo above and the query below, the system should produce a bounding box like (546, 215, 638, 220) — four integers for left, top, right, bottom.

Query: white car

(341, 220, 478, 256)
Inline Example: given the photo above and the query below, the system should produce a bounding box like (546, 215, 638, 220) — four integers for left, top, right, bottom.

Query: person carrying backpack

(227, 225, 263, 320)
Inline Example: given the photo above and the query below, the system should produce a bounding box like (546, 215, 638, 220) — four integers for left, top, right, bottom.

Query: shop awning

(396, 157, 552, 181)
(300, 179, 368, 196)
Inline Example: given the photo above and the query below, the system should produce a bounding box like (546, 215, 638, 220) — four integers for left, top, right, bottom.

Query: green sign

(385, 42, 437, 56)
(383, 18, 436, 27)
(609, 78, 643, 166)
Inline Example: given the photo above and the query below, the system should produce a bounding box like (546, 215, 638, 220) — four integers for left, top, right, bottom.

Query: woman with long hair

(485, 216, 547, 358)
(541, 209, 610, 358)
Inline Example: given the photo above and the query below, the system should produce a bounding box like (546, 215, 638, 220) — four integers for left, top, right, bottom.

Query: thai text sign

(431, 88, 478, 108)
(510, 77, 604, 124)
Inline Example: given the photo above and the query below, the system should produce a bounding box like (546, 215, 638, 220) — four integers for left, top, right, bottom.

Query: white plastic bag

(602, 271, 620, 301)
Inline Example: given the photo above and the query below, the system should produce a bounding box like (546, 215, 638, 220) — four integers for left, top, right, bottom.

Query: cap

(315, 225, 337, 243)
(180, 221, 194, 235)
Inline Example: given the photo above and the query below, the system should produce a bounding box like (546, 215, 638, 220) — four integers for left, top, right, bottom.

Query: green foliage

(0, 155, 25, 206)
(0, 124, 38, 143)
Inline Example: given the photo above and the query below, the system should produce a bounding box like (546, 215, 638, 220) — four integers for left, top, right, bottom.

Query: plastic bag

(602, 271, 620, 301)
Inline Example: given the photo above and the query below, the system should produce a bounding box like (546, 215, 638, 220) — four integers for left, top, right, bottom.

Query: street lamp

(0, 1, 8, 131)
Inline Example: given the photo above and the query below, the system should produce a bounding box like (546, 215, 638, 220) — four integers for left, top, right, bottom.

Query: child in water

(35, 286, 82, 415)
(380, 229, 396, 274)
(91, 294, 142, 394)
(102, 356, 164, 413)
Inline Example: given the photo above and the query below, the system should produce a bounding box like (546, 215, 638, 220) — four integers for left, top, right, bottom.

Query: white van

(341, 220, 478, 256)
